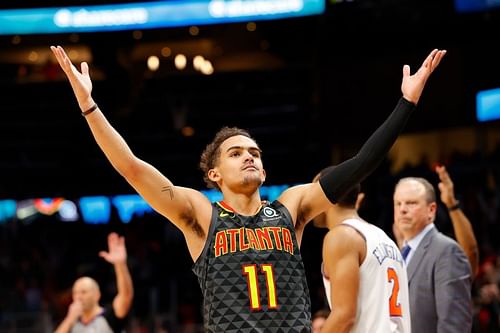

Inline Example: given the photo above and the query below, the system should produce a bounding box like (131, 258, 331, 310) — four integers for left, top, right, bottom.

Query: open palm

(50, 45, 93, 110)
(99, 232, 127, 264)
(401, 49, 446, 104)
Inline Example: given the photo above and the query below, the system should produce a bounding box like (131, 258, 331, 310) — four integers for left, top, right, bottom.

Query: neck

(221, 191, 263, 216)
(403, 222, 433, 241)
(81, 305, 103, 324)
(325, 206, 359, 229)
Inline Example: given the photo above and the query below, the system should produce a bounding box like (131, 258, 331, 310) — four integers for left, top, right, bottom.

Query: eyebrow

(226, 145, 262, 153)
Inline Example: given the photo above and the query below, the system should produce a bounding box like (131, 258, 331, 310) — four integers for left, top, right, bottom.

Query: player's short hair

(199, 126, 255, 190)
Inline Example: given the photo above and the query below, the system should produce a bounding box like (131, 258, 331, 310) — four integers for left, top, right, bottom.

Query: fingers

(427, 49, 439, 64)
(81, 62, 89, 76)
(98, 250, 109, 259)
(430, 50, 446, 71)
(50, 45, 75, 76)
(417, 49, 446, 76)
(421, 49, 438, 70)
(404, 49, 445, 77)
(435, 165, 451, 183)
(108, 232, 119, 243)
(100, 233, 126, 263)
(50, 45, 64, 66)
(402, 64, 410, 78)
(50, 45, 66, 63)
(108, 232, 125, 248)
(50, 45, 82, 74)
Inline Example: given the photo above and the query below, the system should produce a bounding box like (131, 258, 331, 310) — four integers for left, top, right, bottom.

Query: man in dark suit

(393, 175, 473, 333)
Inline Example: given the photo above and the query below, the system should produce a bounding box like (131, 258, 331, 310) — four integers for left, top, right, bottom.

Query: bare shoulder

(276, 183, 311, 220)
(172, 186, 213, 234)
(278, 182, 330, 226)
(277, 183, 310, 204)
(322, 225, 366, 275)
(323, 225, 365, 253)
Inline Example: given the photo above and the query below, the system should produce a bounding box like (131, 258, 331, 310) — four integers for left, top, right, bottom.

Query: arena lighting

(1, 184, 293, 224)
(112, 194, 154, 224)
(58, 200, 80, 222)
(454, 0, 500, 13)
(0, 200, 16, 224)
(476, 87, 500, 122)
(79, 196, 111, 224)
(0, 0, 325, 35)
(33, 197, 64, 215)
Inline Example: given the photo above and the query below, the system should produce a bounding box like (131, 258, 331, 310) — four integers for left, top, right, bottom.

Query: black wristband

(448, 201, 460, 212)
(82, 103, 98, 117)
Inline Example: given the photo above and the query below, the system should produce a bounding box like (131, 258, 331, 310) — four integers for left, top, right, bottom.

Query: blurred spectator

(54, 233, 133, 333)
(473, 255, 500, 333)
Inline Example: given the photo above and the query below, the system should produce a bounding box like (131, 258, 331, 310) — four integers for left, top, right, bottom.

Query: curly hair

(199, 126, 255, 190)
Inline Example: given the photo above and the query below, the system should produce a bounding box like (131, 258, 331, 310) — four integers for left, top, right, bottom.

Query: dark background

(1, 0, 499, 199)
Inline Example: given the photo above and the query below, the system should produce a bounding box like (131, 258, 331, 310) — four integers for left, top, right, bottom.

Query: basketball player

(50, 45, 445, 332)
(313, 177, 410, 333)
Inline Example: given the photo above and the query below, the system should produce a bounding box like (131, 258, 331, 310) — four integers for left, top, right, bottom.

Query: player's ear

(355, 192, 365, 211)
(208, 168, 220, 182)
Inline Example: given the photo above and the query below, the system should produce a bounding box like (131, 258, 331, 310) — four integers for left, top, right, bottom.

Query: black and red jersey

(192, 200, 311, 333)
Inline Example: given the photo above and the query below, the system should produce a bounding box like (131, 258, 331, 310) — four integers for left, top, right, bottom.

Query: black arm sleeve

(319, 97, 415, 203)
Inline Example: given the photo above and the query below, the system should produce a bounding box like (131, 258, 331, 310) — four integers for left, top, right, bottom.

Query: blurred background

(0, 0, 499, 332)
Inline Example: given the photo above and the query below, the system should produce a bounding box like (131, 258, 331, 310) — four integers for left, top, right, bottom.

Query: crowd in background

(0, 145, 499, 332)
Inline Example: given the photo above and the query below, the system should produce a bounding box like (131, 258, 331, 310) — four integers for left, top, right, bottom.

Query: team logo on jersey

(219, 211, 236, 218)
(263, 207, 278, 218)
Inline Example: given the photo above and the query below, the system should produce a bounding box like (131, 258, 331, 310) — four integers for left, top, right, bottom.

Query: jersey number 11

(243, 264, 278, 310)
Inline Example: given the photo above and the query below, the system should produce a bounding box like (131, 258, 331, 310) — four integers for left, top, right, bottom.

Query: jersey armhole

(192, 203, 219, 268)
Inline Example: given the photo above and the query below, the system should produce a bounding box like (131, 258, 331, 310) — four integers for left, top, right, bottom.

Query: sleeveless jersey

(322, 219, 411, 333)
(193, 200, 311, 333)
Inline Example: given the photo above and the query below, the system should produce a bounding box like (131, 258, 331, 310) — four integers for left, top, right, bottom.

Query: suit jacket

(407, 227, 472, 333)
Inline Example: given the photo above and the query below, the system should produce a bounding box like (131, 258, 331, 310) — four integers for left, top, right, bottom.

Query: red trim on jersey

(217, 201, 236, 213)
(217, 201, 266, 215)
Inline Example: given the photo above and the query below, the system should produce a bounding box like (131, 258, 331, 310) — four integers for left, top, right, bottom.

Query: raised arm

(280, 49, 447, 227)
(99, 233, 133, 318)
(436, 165, 479, 277)
(318, 49, 447, 203)
(50, 46, 211, 257)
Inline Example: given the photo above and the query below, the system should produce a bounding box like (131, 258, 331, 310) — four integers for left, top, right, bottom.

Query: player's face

(210, 135, 266, 191)
(393, 180, 436, 240)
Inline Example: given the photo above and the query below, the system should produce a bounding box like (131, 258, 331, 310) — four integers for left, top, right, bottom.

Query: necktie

(401, 244, 411, 262)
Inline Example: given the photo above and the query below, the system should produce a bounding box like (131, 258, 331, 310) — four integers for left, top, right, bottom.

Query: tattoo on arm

(161, 186, 174, 200)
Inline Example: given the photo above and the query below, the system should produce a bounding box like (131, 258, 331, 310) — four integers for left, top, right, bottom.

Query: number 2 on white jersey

(387, 267, 402, 316)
